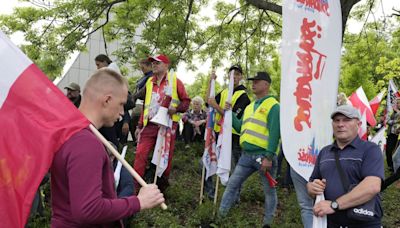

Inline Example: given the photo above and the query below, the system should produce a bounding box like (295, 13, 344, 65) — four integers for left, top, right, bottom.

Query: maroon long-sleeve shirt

(50, 128, 140, 228)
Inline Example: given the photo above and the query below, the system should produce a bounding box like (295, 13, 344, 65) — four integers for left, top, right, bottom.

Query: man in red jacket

(133, 54, 190, 193)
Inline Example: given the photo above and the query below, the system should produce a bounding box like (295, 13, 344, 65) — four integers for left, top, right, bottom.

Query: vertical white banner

(281, 0, 342, 180)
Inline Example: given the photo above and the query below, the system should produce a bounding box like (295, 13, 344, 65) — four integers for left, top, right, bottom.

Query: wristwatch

(330, 200, 339, 211)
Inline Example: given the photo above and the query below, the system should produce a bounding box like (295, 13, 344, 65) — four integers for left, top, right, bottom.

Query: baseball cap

(228, 65, 243, 74)
(148, 54, 170, 64)
(248, 72, 271, 83)
(330, 105, 361, 120)
(64, 82, 80, 91)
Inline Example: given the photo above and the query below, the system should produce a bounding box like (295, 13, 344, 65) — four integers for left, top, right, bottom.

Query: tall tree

(0, 0, 386, 80)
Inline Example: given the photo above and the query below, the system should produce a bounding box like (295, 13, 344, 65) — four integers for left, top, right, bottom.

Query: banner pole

(89, 124, 167, 210)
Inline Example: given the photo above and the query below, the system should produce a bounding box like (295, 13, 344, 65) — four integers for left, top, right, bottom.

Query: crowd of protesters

(26, 52, 398, 228)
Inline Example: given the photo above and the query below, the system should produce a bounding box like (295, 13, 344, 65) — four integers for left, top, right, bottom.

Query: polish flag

(0, 32, 89, 227)
(369, 90, 385, 116)
(358, 110, 368, 141)
(202, 78, 218, 180)
(348, 86, 376, 127)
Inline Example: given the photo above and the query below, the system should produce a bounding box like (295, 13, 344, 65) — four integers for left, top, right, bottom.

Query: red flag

(348, 86, 376, 127)
(369, 90, 385, 116)
(0, 32, 89, 227)
(358, 111, 368, 140)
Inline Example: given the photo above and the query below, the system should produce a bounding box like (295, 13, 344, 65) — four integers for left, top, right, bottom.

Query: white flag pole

(89, 124, 168, 210)
(114, 145, 128, 188)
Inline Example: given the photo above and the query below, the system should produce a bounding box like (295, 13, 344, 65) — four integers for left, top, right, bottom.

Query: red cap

(148, 54, 170, 64)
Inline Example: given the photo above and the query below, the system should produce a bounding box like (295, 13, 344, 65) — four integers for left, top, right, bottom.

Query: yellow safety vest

(240, 97, 278, 149)
(214, 89, 246, 135)
(143, 72, 180, 126)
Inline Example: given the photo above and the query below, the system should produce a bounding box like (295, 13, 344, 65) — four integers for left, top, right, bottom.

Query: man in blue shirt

(307, 105, 384, 227)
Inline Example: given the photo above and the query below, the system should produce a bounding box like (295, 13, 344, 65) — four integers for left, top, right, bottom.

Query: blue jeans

(219, 153, 278, 225)
(290, 167, 313, 228)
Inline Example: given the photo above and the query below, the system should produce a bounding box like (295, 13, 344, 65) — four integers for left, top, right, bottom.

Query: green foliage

(0, 0, 282, 80)
(340, 21, 400, 99)
(185, 72, 223, 101)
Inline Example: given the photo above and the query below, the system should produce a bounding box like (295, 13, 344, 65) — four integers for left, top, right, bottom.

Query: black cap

(248, 72, 271, 83)
(228, 65, 243, 74)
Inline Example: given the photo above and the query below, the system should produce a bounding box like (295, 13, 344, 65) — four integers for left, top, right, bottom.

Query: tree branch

(244, 0, 282, 15)
(177, 0, 194, 62)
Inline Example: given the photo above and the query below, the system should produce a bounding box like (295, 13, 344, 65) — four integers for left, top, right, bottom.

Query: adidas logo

(352, 208, 374, 217)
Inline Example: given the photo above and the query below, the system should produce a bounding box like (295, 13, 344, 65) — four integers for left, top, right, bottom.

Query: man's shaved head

(83, 68, 128, 101)
(80, 68, 129, 128)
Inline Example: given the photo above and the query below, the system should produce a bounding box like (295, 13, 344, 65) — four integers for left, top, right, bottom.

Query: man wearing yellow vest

(208, 65, 251, 165)
(133, 54, 190, 193)
(219, 72, 280, 228)
(205, 65, 251, 199)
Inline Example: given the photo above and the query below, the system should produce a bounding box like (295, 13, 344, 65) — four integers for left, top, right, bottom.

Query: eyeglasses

(151, 61, 162, 65)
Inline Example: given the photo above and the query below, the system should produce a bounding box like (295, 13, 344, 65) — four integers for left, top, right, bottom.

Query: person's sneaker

(185, 144, 190, 149)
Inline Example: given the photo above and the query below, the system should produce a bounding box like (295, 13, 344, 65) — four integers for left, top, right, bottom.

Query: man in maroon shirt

(51, 68, 164, 228)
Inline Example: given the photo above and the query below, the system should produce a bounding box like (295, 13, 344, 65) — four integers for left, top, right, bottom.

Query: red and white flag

(369, 90, 385, 116)
(202, 79, 217, 180)
(348, 86, 376, 127)
(358, 111, 368, 140)
(216, 71, 233, 186)
(0, 31, 89, 227)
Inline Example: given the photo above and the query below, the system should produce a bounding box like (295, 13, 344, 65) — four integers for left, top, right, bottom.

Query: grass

(28, 141, 400, 227)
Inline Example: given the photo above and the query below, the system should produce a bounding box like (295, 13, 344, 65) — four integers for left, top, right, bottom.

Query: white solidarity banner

(281, 0, 342, 180)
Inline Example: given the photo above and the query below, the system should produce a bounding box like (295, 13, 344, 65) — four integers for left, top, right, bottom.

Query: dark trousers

(382, 167, 400, 191)
(130, 114, 140, 143)
(386, 133, 398, 170)
(277, 146, 293, 187)
(115, 120, 129, 145)
(182, 122, 205, 144)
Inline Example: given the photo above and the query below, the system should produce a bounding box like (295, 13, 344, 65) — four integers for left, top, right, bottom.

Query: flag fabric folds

(348, 86, 377, 127)
(151, 123, 172, 177)
(312, 194, 327, 228)
(0, 31, 89, 227)
(202, 79, 218, 180)
(369, 90, 385, 116)
(370, 126, 386, 154)
(359, 111, 368, 140)
(216, 71, 234, 186)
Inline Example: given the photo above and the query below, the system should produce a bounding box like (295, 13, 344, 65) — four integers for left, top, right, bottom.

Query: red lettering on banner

(293, 18, 326, 131)
(296, 0, 330, 16)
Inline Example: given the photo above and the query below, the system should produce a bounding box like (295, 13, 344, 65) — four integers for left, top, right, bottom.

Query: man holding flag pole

(0, 31, 165, 227)
(218, 71, 280, 228)
(204, 66, 250, 200)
